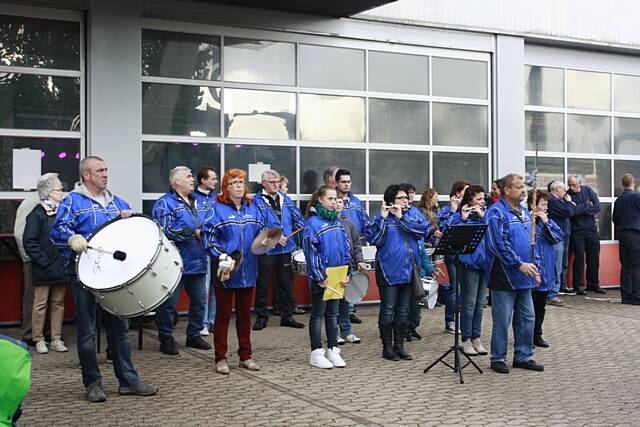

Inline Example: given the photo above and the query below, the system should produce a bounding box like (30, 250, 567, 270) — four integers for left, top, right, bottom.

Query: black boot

(393, 323, 413, 360)
(380, 323, 399, 361)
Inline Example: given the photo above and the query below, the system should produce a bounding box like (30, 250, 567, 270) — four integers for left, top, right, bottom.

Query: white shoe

(200, 327, 210, 336)
(36, 341, 48, 354)
(309, 349, 333, 369)
(50, 339, 68, 352)
(326, 347, 346, 368)
(337, 336, 346, 345)
(471, 338, 488, 355)
(345, 334, 361, 344)
(462, 340, 478, 356)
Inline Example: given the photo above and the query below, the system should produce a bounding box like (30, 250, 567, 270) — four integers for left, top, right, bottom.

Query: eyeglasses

(228, 180, 245, 186)
(264, 180, 280, 185)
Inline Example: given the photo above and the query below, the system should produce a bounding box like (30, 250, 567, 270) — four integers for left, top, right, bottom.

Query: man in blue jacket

(547, 180, 575, 303)
(153, 166, 211, 355)
(485, 173, 543, 374)
(567, 175, 605, 295)
(612, 173, 640, 305)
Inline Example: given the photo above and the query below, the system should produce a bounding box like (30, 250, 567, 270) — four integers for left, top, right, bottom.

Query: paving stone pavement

(6, 289, 640, 426)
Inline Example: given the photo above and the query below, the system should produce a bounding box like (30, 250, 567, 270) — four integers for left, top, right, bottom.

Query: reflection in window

(224, 89, 295, 140)
(597, 202, 612, 240)
(567, 114, 610, 154)
(142, 30, 220, 80)
(142, 83, 221, 136)
(0, 15, 80, 70)
(300, 147, 365, 194)
(224, 38, 295, 86)
(525, 156, 564, 189)
(614, 117, 640, 155)
(299, 45, 365, 90)
(567, 158, 611, 197)
(614, 74, 640, 113)
(368, 51, 428, 95)
(524, 65, 564, 107)
(369, 99, 428, 145)
(368, 200, 382, 218)
(0, 199, 21, 234)
(433, 103, 487, 147)
(0, 74, 80, 130)
(142, 141, 221, 193)
(369, 150, 429, 194)
(225, 144, 296, 194)
(525, 111, 564, 152)
(566, 70, 610, 111)
(433, 152, 488, 195)
(299, 94, 364, 142)
(432, 57, 487, 99)
(614, 160, 640, 196)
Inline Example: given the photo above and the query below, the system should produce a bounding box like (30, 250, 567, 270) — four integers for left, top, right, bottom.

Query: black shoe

(252, 317, 268, 331)
(280, 317, 304, 328)
(350, 314, 362, 324)
(576, 288, 587, 296)
(186, 335, 212, 350)
(410, 329, 422, 340)
(490, 361, 509, 374)
(380, 324, 399, 361)
(159, 337, 179, 355)
(622, 299, 640, 305)
(559, 287, 576, 295)
(293, 306, 306, 315)
(86, 382, 107, 403)
(119, 381, 159, 396)
(534, 337, 549, 348)
(513, 359, 544, 371)
(588, 286, 607, 294)
(393, 323, 412, 360)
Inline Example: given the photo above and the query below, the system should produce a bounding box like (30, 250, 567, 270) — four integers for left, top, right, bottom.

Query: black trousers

(570, 227, 600, 289)
(531, 291, 547, 340)
(618, 230, 640, 302)
(254, 253, 294, 320)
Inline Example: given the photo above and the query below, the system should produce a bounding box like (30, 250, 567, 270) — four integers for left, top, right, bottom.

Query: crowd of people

(11, 155, 640, 404)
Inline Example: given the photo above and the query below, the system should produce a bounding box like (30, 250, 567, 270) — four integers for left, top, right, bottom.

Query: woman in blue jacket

(366, 184, 429, 361)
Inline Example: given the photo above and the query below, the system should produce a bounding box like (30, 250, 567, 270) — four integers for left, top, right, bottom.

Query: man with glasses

(547, 180, 576, 303)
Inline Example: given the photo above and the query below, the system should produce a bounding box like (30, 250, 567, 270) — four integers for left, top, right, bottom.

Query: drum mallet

(88, 246, 127, 261)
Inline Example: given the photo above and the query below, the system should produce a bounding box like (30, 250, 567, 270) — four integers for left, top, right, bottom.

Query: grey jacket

(340, 216, 364, 269)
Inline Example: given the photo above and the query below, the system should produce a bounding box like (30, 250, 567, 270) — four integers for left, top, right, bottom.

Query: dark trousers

(254, 253, 294, 320)
(618, 230, 640, 302)
(532, 290, 547, 340)
(570, 228, 600, 289)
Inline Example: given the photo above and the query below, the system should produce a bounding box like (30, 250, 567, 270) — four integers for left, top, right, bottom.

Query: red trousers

(214, 287, 254, 363)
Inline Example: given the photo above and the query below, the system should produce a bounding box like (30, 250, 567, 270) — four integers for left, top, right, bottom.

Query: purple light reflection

(58, 152, 67, 159)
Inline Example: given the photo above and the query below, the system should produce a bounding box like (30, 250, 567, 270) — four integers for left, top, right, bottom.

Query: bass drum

(76, 215, 183, 318)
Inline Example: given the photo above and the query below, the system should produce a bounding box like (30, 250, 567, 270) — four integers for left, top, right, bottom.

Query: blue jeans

(337, 298, 351, 337)
(490, 288, 535, 364)
(72, 281, 138, 388)
(309, 292, 339, 350)
(378, 284, 411, 326)
(444, 260, 460, 324)
(548, 240, 563, 300)
(461, 265, 487, 341)
(203, 262, 216, 329)
(408, 299, 421, 330)
(156, 274, 207, 339)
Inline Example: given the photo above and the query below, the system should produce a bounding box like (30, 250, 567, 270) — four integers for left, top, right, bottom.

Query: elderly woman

(23, 173, 68, 354)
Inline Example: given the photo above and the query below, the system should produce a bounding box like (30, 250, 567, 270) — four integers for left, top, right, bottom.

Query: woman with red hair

(202, 169, 278, 375)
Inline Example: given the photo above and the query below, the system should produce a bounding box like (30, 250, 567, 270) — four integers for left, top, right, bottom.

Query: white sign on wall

(13, 149, 41, 190)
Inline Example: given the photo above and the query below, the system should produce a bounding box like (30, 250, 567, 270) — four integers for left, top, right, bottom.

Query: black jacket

(23, 204, 67, 286)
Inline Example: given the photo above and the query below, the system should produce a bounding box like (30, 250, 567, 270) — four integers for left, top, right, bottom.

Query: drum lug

(174, 260, 180, 266)
(151, 271, 157, 278)
(164, 246, 169, 253)
(138, 300, 145, 309)
(127, 289, 134, 295)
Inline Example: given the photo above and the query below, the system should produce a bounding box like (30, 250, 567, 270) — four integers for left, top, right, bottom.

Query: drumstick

(87, 245, 127, 261)
(285, 228, 304, 239)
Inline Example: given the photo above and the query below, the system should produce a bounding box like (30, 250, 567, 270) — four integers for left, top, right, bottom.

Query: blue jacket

(192, 188, 217, 215)
(612, 189, 640, 233)
(547, 194, 574, 237)
(51, 185, 131, 271)
(484, 198, 536, 290)
(302, 211, 351, 283)
(152, 190, 208, 276)
(533, 219, 564, 292)
(253, 190, 305, 255)
(567, 185, 600, 232)
(447, 212, 487, 270)
(438, 204, 456, 232)
(342, 192, 369, 235)
(201, 199, 278, 289)
(365, 211, 429, 286)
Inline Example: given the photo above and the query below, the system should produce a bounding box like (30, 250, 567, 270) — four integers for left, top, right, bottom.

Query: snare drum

(362, 245, 377, 270)
(425, 247, 445, 266)
(421, 277, 439, 309)
(77, 215, 183, 318)
(291, 250, 307, 275)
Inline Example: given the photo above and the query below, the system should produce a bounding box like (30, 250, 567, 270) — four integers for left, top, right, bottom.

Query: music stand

(423, 223, 488, 384)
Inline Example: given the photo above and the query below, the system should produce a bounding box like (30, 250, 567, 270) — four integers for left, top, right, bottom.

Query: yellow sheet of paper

(323, 265, 349, 301)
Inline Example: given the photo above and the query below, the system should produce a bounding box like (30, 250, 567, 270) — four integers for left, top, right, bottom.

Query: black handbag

(410, 259, 425, 302)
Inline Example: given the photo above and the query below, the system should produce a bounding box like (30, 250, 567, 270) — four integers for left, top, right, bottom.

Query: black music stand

(423, 223, 488, 384)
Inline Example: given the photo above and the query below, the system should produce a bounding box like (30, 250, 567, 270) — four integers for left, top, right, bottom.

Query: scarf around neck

(314, 203, 338, 221)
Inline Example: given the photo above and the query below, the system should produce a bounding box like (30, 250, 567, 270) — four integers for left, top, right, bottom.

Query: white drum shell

(292, 250, 307, 275)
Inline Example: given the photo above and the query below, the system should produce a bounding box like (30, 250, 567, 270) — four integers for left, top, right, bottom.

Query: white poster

(248, 162, 270, 183)
(12, 149, 41, 190)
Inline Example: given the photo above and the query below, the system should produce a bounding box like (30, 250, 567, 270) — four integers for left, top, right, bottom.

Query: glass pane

(433, 103, 487, 147)
(225, 144, 297, 194)
(597, 202, 612, 240)
(566, 70, 610, 111)
(525, 111, 564, 152)
(224, 37, 295, 86)
(0, 199, 21, 234)
(299, 45, 364, 90)
(525, 156, 564, 190)
(141, 29, 220, 80)
(224, 89, 295, 139)
(142, 83, 221, 136)
(368, 51, 428, 95)
(567, 114, 610, 154)
(614, 74, 640, 113)
(142, 200, 154, 217)
(369, 200, 382, 218)
(614, 160, 640, 196)
(142, 141, 221, 193)
(369, 99, 428, 145)
(369, 150, 429, 194)
(0, 74, 80, 130)
(432, 57, 487, 100)
(614, 117, 640, 155)
(524, 65, 564, 107)
(0, 15, 80, 70)
(299, 94, 364, 142)
(567, 158, 611, 197)
(300, 147, 365, 194)
(433, 152, 488, 195)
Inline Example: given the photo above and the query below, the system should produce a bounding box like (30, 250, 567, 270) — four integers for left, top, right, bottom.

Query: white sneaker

(309, 348, 333, 369)
(345, 334, 361, 344)
(326, 347, 346, 368)
(50, 339, 68, 352)
(471, 338, 488, 355)
(337, 336, 346, 345)
(461, 340, 478, 356)
(200, 327, 210, 336)
(36, 341, 48, 354)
